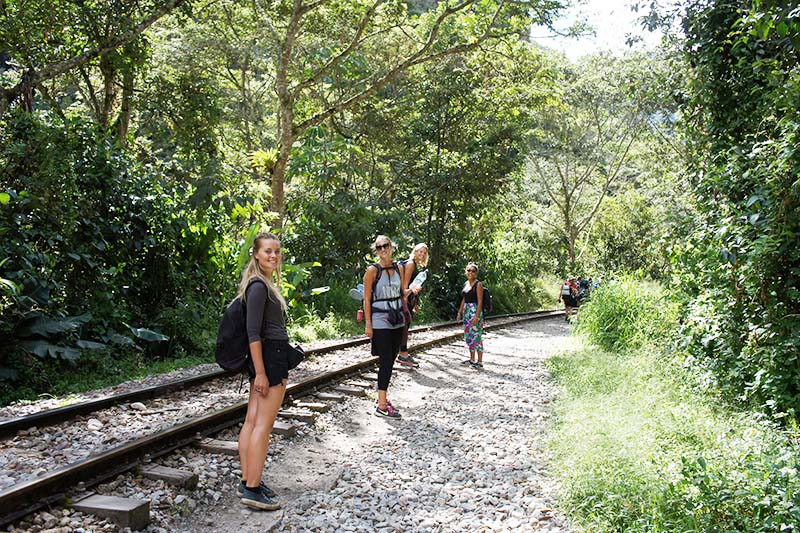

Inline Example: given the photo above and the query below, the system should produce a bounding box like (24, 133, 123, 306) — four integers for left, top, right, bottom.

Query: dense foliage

(671, 1, 800, 419)
(554, 281, 800, 532)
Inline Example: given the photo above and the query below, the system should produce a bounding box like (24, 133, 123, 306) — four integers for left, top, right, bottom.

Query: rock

(129, 402, 147, 411)
(87, 419, 104, 431)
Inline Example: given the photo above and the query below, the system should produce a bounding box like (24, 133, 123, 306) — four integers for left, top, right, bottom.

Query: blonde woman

(236, 232, 289, 510)
(397, 243, 429, 367)
(364, 235, 407, 418)
(456, 262, 485, 368)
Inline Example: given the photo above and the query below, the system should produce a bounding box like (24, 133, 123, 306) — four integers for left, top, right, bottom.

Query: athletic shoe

(397, 354, 419, 368)
(386, 400, 400, 412)
(461, 359, 475, 365)
(241, 487, 280, 511)
(375, 404, 401, 418)
(473, 362, 484, 369)
(237, 480, 276, 498)
(348, 288, 364, 301)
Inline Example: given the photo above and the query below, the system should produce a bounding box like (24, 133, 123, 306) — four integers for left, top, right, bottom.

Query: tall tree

(0, 0, 189, 121)
(525, 53, 651, 269)
(246, 0, 566, 226)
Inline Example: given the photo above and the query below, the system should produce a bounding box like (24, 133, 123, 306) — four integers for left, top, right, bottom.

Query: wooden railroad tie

(72, 494, 150, 531)
(362, 372, 379, 381)
(346, 380, 373, 389)
(333, 385, 368, 397)
(316, 392, 347, 402)
(278, 408, 318, 423)
(140, 464, 198, 489)
(293, 401, 330, 412)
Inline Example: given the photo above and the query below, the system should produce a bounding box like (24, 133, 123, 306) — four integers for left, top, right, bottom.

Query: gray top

(246, 281, 289, 342)
(370, 265, 404, 330)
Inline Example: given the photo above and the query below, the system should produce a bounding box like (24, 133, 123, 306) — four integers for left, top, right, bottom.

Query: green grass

(547, 344, 800, 532)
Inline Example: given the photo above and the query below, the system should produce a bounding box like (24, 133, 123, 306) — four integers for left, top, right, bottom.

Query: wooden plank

(140, 464, 198, 489)
(196, 438, 238, 456)
(72, 494, 150, 530)
(293, 401, 330, 413)
(316, 392, 346, 402)
(272, 420, 297, 437)
(278, 409, 318, 423)
(346, 380, 373, 389)
(333, 385, 368, 397)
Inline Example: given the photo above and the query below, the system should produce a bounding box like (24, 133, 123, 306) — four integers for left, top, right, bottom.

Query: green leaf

(17, 313, 91, 337)
(0, 192, 9, 205)
(310, 286, 330, 295)
(126, 324, 169, 342)
(76, 339, 107, 350)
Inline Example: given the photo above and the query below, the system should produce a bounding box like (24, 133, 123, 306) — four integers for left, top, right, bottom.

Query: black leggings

(372, 328, 403, 391)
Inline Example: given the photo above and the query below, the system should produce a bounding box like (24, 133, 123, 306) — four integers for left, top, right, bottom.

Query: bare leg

(244, 381, 286, 486)
(378, 389, 387, 408)
(238, 385, 260, 482)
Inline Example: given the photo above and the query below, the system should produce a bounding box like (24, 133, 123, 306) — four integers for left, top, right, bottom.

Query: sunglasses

(466, 268, 477, 273)
(375, 243, 392, 251)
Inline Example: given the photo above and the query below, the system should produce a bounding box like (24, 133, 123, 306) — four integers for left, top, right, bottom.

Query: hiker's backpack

(215, 280, 265, 372)
(481, 284, 493, 314)
(370, 261, 402, 304)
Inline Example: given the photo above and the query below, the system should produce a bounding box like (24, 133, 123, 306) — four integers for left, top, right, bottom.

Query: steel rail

(0, 310, 563, 527)
(0, 310, 559, 438)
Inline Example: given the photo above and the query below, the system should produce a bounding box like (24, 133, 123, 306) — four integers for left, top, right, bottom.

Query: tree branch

(1, 0, 188, 111)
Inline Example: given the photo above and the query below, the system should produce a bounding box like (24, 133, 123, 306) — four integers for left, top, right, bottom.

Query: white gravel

(177, 317, 576, 532)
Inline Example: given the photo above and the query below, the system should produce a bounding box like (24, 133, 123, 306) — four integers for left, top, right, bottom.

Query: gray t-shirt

(370, 265, 404, 330)
(246, 281, 289, 342)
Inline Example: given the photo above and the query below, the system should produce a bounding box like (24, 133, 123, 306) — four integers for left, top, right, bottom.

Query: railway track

(0, 310, 563, 529)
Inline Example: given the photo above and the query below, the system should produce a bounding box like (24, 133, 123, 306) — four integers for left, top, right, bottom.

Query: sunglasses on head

(375, 243, 391, 251)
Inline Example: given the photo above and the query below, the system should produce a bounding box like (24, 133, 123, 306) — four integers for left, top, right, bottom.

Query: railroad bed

(2, 312, 567, 532)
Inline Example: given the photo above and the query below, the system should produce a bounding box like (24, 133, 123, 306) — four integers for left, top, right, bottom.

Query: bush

(575, 277, 678, 352)
(548, 346, 800, 533)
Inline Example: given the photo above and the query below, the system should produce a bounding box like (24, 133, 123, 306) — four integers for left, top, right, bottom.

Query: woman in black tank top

(456, 262, 485, 368)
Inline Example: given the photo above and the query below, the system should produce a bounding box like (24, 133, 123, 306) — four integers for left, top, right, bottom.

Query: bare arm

(402, 260, 415, 298)
(363, 266, 376, 337)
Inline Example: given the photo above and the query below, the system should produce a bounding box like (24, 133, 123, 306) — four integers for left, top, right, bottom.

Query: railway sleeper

(140, 464, 198, 489)
(72, 493, 150, 531)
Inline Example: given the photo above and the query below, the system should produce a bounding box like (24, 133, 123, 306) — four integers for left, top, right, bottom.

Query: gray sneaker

(397, 354, 419, 368)
(237, 480, 276, 498)
(241, 487, 280, 511)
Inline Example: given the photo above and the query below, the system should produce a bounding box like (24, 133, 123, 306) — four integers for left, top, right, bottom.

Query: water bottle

(409, 270, 427, 290)
(357, 309, 364, 322)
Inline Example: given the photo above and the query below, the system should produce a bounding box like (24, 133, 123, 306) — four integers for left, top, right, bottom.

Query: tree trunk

(115, 67, 134, 145)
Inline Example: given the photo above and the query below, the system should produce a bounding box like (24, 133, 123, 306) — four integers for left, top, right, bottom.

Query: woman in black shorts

(236, 232, 289, 511)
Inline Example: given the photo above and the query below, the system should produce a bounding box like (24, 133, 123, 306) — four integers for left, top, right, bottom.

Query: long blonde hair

(408, 243, 429, 267)
(236, 232, 288, 313)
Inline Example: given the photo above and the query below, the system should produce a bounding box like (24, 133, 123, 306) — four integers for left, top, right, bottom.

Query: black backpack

(481, 284, 493, 314)
(215, 280, 265, 372)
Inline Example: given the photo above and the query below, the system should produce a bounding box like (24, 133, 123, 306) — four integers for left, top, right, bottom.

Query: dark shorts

(562, 295, 576, 307)
(371, 328, 403, 358)
(247, 339, 290, 387)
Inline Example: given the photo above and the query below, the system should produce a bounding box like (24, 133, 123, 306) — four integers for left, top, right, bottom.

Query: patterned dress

(462, 283, 484, 352)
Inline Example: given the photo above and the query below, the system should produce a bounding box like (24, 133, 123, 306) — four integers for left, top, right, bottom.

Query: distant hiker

(456, 262, 485, 368)
(397, 243, 429, 368)
(558, 277, 578, 320)
(235, 232, 290, 511)
(364, 235, 407, 418)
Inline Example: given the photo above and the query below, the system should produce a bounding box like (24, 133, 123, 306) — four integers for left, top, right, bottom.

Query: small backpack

(481, 284, 493, 314)
(215, 280, 265, 373)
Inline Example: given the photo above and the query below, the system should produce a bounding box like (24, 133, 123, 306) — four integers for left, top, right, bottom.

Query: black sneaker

(473, 362, 484, 369)
(461, 359, 475, 365)
(375, 404, 401, 418)
(397, 354, 419, 368)
(241, 487, 280, 511)
(237, 480, 276, 498)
